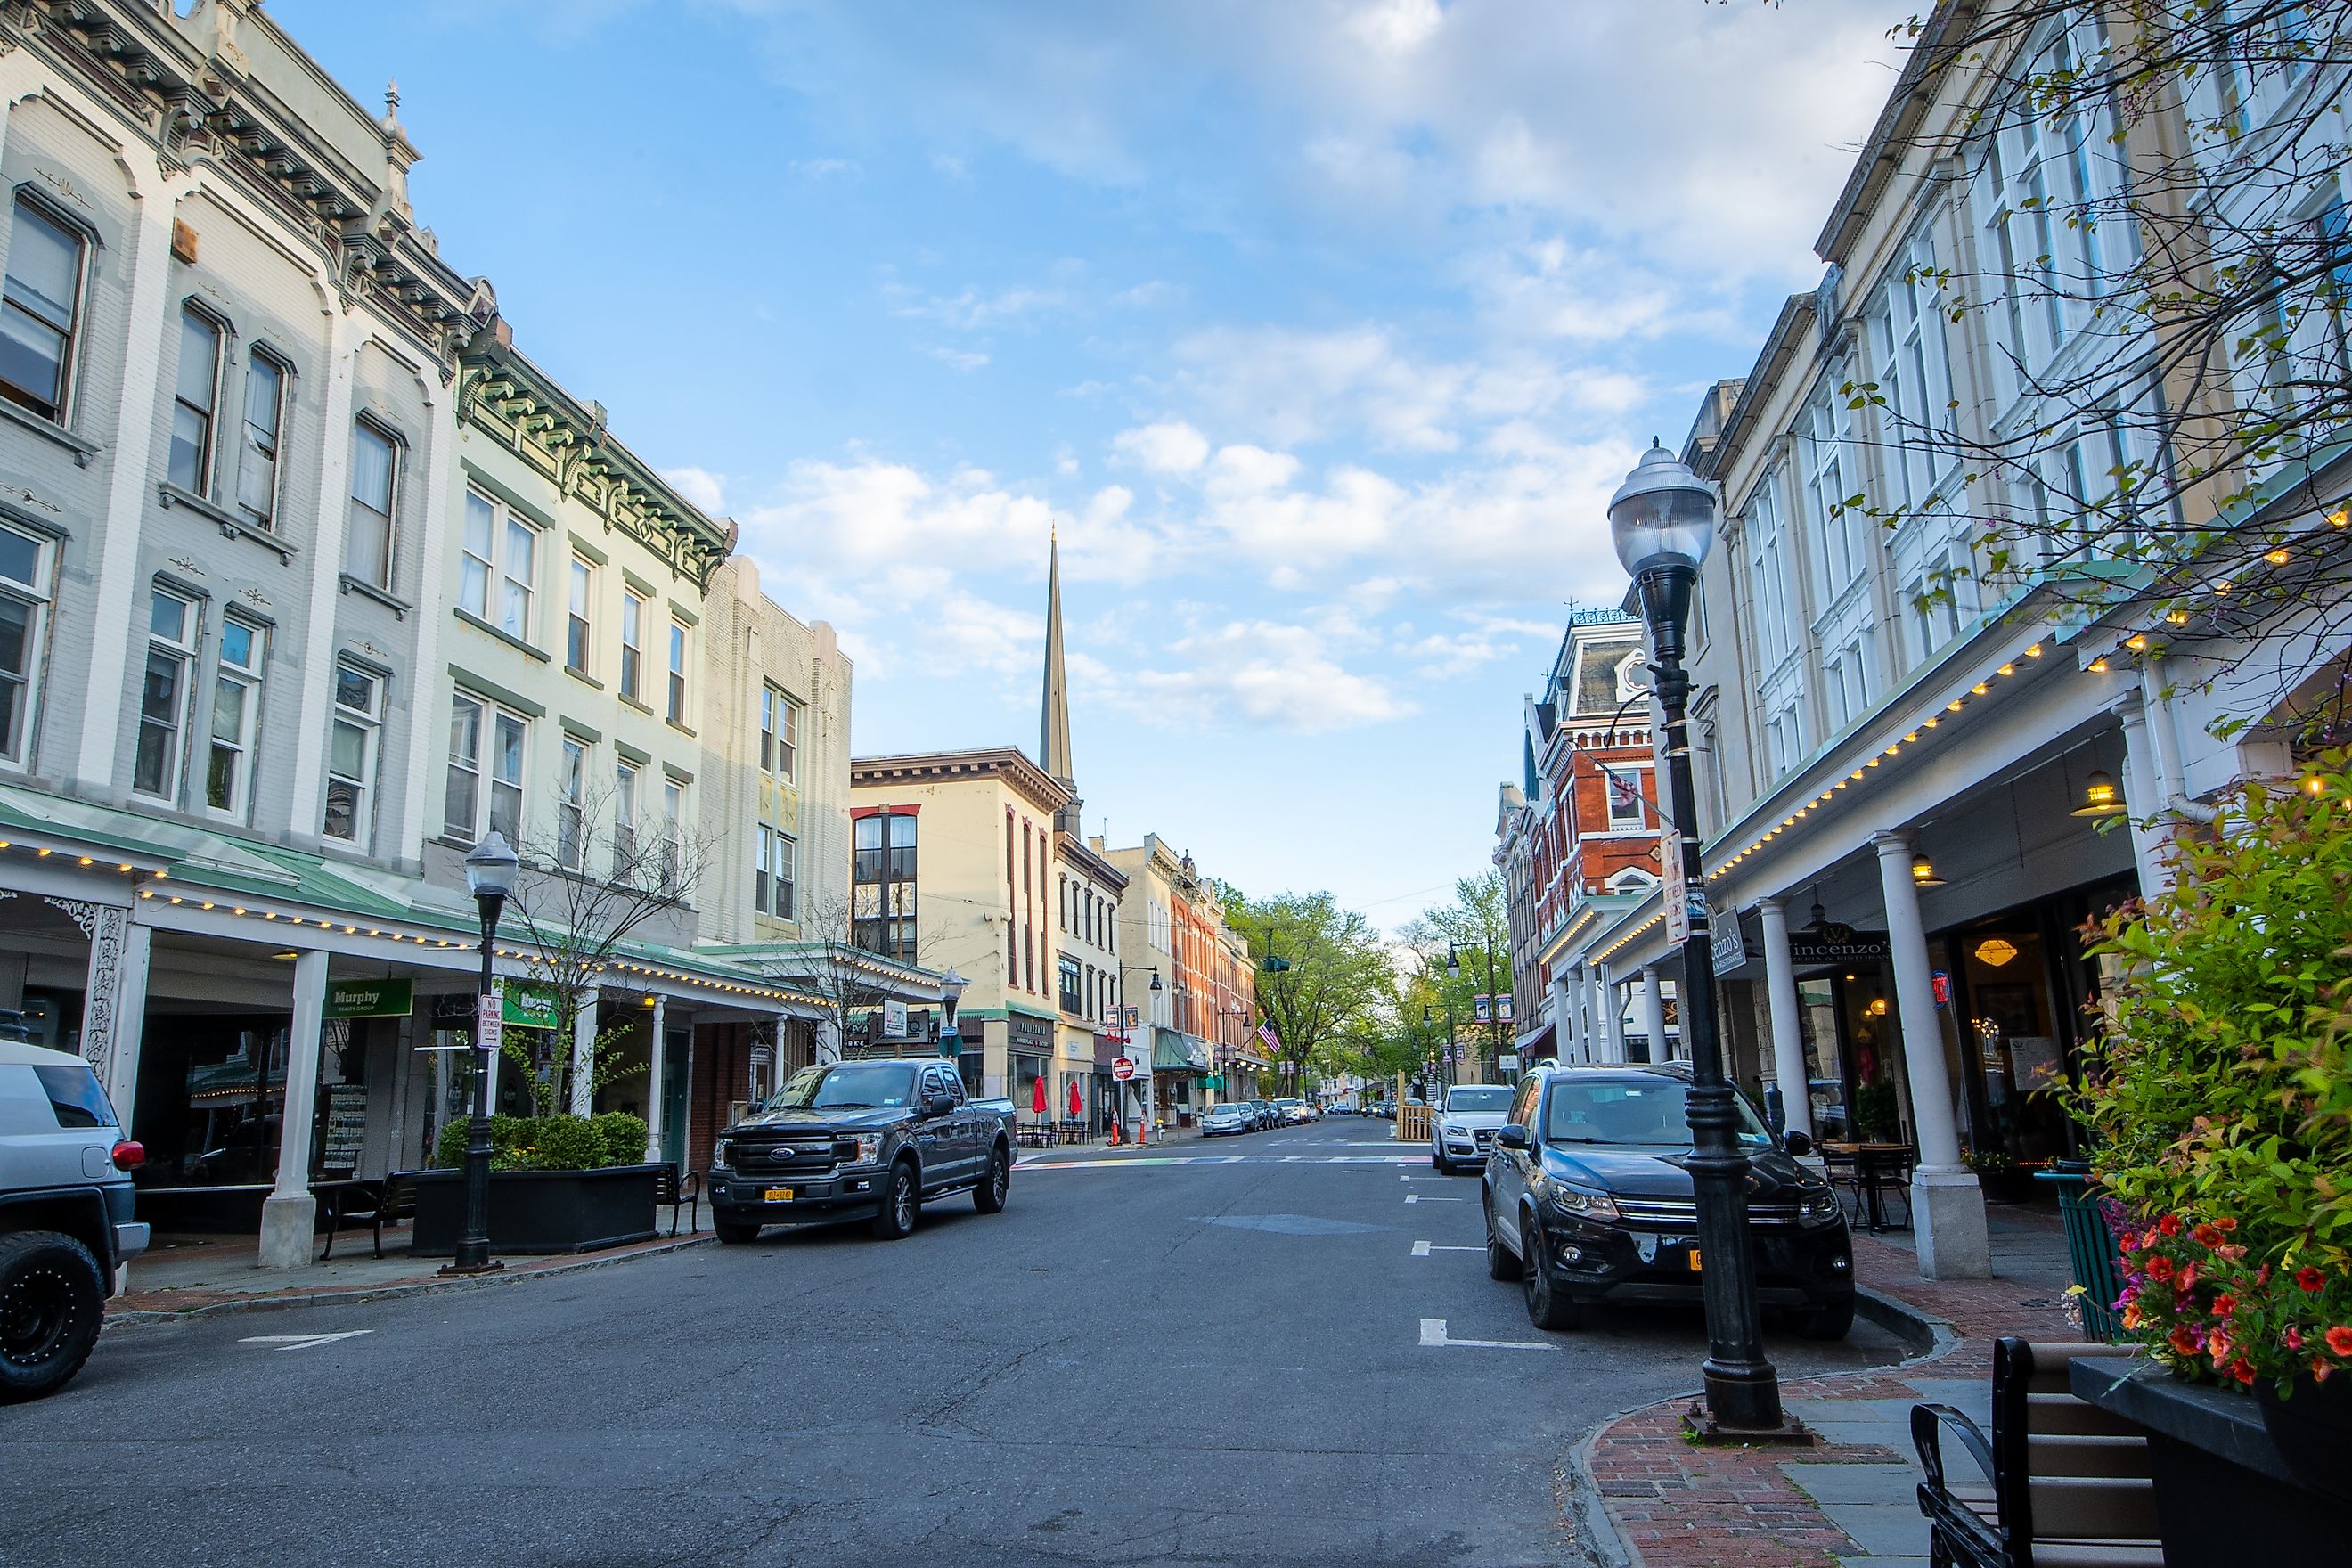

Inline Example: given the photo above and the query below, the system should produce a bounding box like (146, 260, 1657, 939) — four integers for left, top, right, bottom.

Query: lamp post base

(1682, 1400, 1816, 1446)
(436, 1258, 505, 1278)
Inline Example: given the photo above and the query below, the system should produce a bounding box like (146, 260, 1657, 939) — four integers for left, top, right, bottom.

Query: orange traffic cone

(1137, 1116, 1147, 1147)
(1107, 1120, 1123, 1147)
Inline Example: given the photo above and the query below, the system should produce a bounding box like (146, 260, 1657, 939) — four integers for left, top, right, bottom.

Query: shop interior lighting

(1974, 937, 2019, 967)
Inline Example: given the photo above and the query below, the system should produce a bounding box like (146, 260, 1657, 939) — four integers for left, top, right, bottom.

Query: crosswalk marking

(1403, 1193, 1465, 1204)
(240, 1331, 373, 1352)
(1418, 1318, 1555, 1351)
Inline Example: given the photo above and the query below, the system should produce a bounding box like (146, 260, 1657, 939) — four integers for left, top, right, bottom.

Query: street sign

(1111, 1057, 1136, 1082)
(1663, 832, 1689, 945)
(475, 992, 502, 1054)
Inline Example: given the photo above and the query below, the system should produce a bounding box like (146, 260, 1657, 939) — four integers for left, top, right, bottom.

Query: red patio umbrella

(1067, 1079, 1083, 1119)
(1032, 1074, 1048, 1120)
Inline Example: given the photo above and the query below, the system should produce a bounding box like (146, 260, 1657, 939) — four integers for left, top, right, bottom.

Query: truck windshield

(768, 1063, 918, 1110)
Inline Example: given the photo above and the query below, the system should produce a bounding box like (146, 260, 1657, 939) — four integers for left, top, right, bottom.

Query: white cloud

(1111, 279, 1187, 308)
(926, 345, 992, 372)
(661, 465, 727, 512)
(888, 282, 1066, 331)
(788, 157, 862, 179)
(1112, 420, 1211, 473)
(1114, 618, 1416, 733)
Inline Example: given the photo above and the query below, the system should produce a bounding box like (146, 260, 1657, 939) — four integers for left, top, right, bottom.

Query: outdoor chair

(656, 1162, 701, 1237)
(319, 1172, 415, 1261)
(1912, 1337, 2160, 1568)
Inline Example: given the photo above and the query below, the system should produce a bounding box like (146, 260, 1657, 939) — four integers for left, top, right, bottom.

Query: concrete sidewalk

(1578, 1202, 2078, 1568)
(109, 1224, 711, 1321)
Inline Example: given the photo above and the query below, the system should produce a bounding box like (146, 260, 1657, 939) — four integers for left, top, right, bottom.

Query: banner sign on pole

(1473, 993, 1492, 1023)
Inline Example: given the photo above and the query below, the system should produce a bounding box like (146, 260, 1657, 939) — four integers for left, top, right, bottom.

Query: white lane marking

(240, 1331, 373, 1352)
(1419, 1317, 1556, 1351)
(1409, 1241, 1482, 1255)
(1403, 1193, 1465, 1204)
(1411, 1239, 1432, 1256)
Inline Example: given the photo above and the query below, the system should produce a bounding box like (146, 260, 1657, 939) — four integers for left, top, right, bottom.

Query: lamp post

(935, 968, 969, 1063)
(1118, 965, 1163, 1139)
(445, 829, 519, 1278)
(1609, 439, 1784, 1433)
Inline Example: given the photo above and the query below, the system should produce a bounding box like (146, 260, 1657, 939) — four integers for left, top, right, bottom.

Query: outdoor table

(1820, 1142, 1914, 1231)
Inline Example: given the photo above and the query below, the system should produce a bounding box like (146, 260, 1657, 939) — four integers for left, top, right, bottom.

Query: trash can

(2038, 1161, 2124, 1342)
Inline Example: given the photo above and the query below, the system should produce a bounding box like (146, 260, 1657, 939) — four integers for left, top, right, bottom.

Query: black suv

(1481, 1063, 1852, 1338)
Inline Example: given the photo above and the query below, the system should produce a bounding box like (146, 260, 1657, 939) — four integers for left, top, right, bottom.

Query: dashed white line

(1418, 1318, 1556, 1351)
(240, 1331, 373, 1352)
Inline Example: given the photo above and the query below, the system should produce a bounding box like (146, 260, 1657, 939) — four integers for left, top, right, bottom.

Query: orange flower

(2229, 1358, 2256, 1385)
(2159, 1214, 2185, 1236)
(2216, 1245, 2248, 1262)
(2208, 1328, 2234, 1363)
(2317, 1358, 2336, 1384)
(2121, 1304, 2144, 1329)
(2176, 1262, 2201, 1294)
(2297, 1267, 2326, 1293)
(2169, 1325, 2203, 1356)
(2148, 1255, 2176, 1283)
(2192, 1223, 2224, 1247)
(2214, 1217, 2238, 1233)
(2326, 1326, 2352, 1358)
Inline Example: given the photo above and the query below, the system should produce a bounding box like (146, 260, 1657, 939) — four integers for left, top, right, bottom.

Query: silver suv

(2, 1041, 148, 1402)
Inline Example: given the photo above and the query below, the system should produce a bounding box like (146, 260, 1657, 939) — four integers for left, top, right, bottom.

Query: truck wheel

(713, 1219, 762, 1245)
(870, 1160, 920, 1240)
(1796, 1297, 1855, 1341)
(0, 1230, 105, 1404)
(973, 1145, 1010, 1214)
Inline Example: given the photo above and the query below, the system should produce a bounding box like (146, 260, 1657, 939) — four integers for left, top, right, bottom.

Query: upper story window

(558, 735, 587, 870)
(1744, 471, 1799, 666)
(323, 661, 381, 846)
(619, 588, 645, 701)
(666, 618, 689, 724)
(204, 615, 265, 820)
(167, 307, 222, 495)
(567, 557, 592, 674)
(853, 811, 919, 961)
(1868, 235, 1957, 512)
(614, 760, 639, 872)
(755, 823, 797, 920)
(445, 690, 525, 846)
(0, 523, 52, 764)
(760, 684, 797, 780)
(660, 777, 687, 894)
(134, 588, 196, 802)
(460, 489, 538, 641)
(238, 351, 284, 529)
(1801, 389, 1868, 608)
(1058, 953, 1083, 1016)
(347, 420, 398, 590)
(0, 198, 85, 423)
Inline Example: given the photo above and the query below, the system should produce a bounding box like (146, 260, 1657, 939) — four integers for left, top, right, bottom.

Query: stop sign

(1111, 1057, 1136, 1082)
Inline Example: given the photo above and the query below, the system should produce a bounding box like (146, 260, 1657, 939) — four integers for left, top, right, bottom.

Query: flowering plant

(2071, 750, 2352, 1395)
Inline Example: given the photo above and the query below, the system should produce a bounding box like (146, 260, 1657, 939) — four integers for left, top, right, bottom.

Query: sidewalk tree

(765, 890, 941, 1066)
(1220, 888, 1397, 1094)
(497, 783, 712, 1119)
(1407, 872, 1514, 1078)
(1859, 3, 2352, 740)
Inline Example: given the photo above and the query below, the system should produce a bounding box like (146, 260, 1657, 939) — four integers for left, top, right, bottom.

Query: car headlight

(850, 1134, 882, 1165)
(1547, 1182, 1622, 1222)
(713, 1138, 734, 1169)
(1797, 1188, 1842, 1228)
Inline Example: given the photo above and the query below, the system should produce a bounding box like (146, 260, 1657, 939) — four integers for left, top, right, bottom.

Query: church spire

(1040, 529, 1080, 832)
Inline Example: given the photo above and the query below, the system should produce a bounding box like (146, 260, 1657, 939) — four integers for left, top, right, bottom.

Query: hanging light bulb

(1910, 853, 1946, 887)
(2071, 770, 2126, 818)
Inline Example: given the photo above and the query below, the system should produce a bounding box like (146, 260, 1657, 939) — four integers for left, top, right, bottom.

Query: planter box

(2072, 1359, 2337, 1558)
(408, 1164, 659, 1256)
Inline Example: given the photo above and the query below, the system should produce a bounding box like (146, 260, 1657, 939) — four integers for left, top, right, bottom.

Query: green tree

(1220, 888, 1397, 1094)
(1403, 871, 1514, 1081)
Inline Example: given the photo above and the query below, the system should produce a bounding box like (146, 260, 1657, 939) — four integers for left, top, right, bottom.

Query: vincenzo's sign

(1788, 926, 1891, 965)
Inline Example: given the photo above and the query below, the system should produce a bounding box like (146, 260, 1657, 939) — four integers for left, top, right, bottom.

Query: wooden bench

(656, 1162, 701, 1237)
(1913, 1337, 2162, 1568)
(319, 1172, 416, 1261)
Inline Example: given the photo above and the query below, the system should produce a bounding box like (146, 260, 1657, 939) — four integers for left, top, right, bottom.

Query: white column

(568, 986, 598, 1116)
(77, 161, 189, 788)
(284, 313, 359, 829)
(1548, 970, 1575, 1064)
(2111, 697, 2172, 895)
(1874, 831, 1989, 1278)
(1757, 897, 1812, 1141)
(642, 996, 669, 1162)
(1599, 967, 1627, 1062)
(1638, 966, 1667, 1065)
(259, 949, 331, 1269)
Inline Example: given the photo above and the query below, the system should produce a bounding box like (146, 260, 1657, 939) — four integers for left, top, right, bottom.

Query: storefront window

(1959, 928, 2067, 1163)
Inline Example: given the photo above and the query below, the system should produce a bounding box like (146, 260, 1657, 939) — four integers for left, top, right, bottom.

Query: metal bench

(319, 1172, 416, 1261)
(1913, 1337, 2161, 1568)
(655, 1162, 701, 1237)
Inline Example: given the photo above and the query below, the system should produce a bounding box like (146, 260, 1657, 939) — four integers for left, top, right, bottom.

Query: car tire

(1795, 1297, 1855, 1341)
(1430, 1151, 1445, 1172)
(713, 1219, 762, 1245)
(1484, 1214, 1518, 1283)
(1521, 1225, 1583, 1331)
(0, 1230, 105, 1404)
(870, 1160, 920, 1240)
(973, 1145, 1010, 1214)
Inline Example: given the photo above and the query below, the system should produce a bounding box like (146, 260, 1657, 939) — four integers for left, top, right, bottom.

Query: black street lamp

(1609, 439, 1784, 1433)
(445, 829, 519, 1278)
(1116, 965, 1164, 1137)
(935, 968, 969, 1063)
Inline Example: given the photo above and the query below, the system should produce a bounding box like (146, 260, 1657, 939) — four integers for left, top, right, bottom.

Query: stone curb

(102, 1233, 714, 1326)
(1564, 1283, 1959, 1568)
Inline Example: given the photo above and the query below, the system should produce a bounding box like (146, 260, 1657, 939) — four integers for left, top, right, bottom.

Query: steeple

(1040, 529, 1081, 832)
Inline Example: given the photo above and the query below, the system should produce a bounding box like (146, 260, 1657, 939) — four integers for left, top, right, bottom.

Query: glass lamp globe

(1608, 440, 1719, 579)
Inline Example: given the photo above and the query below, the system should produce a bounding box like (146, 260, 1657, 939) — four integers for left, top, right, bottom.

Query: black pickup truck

(706, 1058, 1018, 1243)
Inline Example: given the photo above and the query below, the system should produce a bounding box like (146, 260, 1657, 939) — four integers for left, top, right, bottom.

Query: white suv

(1431, 1082, 1516, 1173)
(2, 1041, 148, 1402)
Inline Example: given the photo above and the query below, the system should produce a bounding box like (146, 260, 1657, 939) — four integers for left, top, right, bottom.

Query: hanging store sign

(881, 1000, 910, 1039)
(502, 983, 562, 1031)
(324, 978, 413, 1019)
(1711, 906, 1749, 975)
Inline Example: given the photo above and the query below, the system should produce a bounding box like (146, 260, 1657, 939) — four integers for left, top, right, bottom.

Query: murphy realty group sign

(323, 979, 414, 1020)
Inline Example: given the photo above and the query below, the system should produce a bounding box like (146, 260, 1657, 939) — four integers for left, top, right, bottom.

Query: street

(5, 1121, 1900, 1568)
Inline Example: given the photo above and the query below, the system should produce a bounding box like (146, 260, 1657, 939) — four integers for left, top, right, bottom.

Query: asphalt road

(3, 1119, 1901, 1568)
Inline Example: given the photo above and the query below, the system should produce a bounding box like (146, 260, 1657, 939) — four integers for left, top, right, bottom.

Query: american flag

(1255, 1021, 1279, 1051)
(1606, 768, 1641, 812)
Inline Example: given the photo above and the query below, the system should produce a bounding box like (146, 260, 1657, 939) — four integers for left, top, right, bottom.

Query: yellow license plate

(764, 1188, 794, 1202)
(1688, 1248, 1703, 1271)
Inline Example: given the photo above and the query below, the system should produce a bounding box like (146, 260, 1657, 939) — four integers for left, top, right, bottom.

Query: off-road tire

(1796, 1296, 1855, 1341)
(0, 1230, 105, 1404)
(713, 1219, 762, 1245)
(973, 1145, 1011, 1214)
(870, 1160, 920, 1240)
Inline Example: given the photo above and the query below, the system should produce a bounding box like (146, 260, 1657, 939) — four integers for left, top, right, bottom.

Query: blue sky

(274, 0, 1913, 927)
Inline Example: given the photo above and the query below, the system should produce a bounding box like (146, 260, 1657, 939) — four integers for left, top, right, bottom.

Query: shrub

(523, 1114, 604, 1172)
(592, 1111, 649, 1168)
(2074, 749, 2352, 1393)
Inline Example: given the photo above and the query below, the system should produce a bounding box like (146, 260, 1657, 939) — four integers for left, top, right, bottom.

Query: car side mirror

(1784, 1131, 1814, 1157)
(925, 1092, 954, 1118)
(1495, 1124, 1531, 1151)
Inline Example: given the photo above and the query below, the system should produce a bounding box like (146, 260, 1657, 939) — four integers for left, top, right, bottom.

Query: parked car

(1247, 1099, 1277, 1131)
(1272, 1098, 1311, 1125)
(1325, 1102, 1353, 1116)
(1200, 1102, 1253, 1138)
(1431, 1082, 1515, 1172)
(1481, 1062, 1852, 1338)
(2, 1041, 148, 1402)
(707, 1060, 1016, 1244)
(1368, 1099, 1396, 1120)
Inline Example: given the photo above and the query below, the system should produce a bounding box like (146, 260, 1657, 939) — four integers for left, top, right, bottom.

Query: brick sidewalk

(1579, 1211, 2078, 1567)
